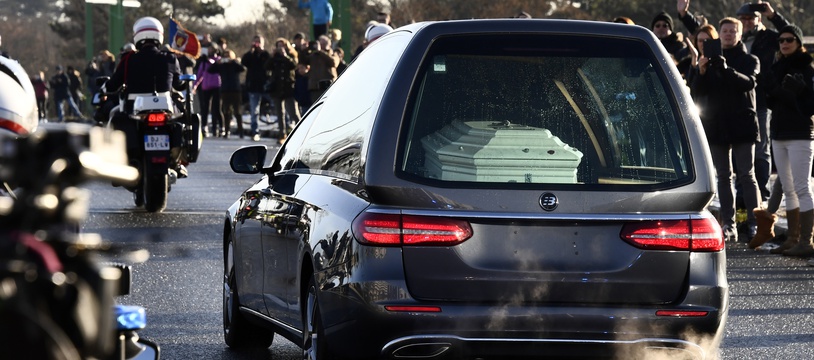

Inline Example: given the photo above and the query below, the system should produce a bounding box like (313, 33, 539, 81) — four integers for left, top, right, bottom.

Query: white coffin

(421, 120, 583, 183)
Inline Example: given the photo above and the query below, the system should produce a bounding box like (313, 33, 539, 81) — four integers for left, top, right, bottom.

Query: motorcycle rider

(105, 16, 190, 178)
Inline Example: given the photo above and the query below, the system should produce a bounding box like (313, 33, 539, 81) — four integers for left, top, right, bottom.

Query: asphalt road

(80, 137, 814, 360)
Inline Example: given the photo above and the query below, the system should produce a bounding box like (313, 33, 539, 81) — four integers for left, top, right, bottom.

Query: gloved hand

(707, 55, 727, 70)
(782, 73, 806, 94)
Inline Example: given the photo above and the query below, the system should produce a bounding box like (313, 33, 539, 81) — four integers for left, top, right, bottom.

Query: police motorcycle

(93, 72, 202, 213)
(0, 122, 160, 360)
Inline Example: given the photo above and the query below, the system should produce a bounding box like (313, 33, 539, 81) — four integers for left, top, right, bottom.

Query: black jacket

(241, 48, 271, 93)
(209, 59, 246, 93)
(264, 52, 297, 99)
(49, 73, 71, 99)
(107, 44, 182, 94)
(660, 32, 687, 62)
(679, 11, 789, 109)
(690, 42, 760, 145)
(766, 51, 814, 140)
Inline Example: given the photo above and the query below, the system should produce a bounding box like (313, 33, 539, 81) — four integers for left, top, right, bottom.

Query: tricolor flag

(168, 18, 200, 59)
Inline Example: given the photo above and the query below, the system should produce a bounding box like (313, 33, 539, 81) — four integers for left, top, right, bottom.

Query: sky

(216, 0, 277, 26)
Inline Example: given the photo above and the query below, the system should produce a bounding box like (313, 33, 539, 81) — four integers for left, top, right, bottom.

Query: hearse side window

(296, 32, 411, 180)
(398, 34, 690, 188)
(277, 104, 321, 173)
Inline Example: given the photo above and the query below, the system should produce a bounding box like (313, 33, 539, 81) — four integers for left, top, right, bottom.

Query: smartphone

(703, 38, 722, 59)
(748, 3, 767, 12)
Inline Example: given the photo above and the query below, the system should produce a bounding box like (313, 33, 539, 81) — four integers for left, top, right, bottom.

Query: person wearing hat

(292, 32, 310, 59)
(760, 24, 814, 258)
(651, 11, 686, 61)
(679, 0, 791, 206)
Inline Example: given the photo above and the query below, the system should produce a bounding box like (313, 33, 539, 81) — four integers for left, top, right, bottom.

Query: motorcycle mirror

(133, 338, 160, 360)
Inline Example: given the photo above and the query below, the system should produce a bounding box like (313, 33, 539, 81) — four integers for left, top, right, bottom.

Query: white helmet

(0, 56, 37, 136)
(365, 23, 393, 43)
(133, 16, 164, 45)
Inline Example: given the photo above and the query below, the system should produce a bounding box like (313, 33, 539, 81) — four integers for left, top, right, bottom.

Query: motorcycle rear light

(385, 305, 442, 313)
(146, 112, 166, 126)
(352, 212, 473, 246)
(620, 217, 723, 252)
(656, 310, 709, 317)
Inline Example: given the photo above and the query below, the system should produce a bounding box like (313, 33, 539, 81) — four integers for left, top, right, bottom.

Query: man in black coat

(678, 0, 790, 201)
(241, 34, 273, 142)
(50, 65, 85, 122)
(690, 17, 762, 243)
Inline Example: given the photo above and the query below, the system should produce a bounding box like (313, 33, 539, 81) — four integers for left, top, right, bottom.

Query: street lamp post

(335, 0, 351, 62)
(84, 0, 141, 63)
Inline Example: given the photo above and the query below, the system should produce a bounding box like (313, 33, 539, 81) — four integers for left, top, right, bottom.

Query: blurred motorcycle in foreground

(0, 123, 160, 359)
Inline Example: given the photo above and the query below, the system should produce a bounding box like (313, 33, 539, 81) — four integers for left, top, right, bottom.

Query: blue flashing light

(114, 305, 147, 331)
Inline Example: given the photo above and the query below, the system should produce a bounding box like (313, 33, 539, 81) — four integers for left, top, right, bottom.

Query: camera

(748, 3, 768, 12)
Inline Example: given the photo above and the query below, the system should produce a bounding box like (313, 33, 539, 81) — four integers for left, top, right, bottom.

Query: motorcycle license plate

(144, 135, 170, 151)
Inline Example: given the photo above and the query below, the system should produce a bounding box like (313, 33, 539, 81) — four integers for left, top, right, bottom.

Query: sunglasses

(778, 37, 796, 44)
(653, 23, 669, 28)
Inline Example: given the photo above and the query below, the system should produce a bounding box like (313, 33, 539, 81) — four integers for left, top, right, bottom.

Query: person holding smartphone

(265, 38, 300, 143)
(684, 24, 719, 87)
(678, 1, 791, 207)
(690, 17, 762, 243)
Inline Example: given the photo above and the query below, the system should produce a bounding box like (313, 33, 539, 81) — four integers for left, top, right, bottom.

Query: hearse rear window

(399, 34, 691, 188)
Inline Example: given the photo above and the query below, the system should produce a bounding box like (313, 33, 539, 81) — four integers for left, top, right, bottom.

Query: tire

(223, 238, 274, 348)
(143, 174, 168, 213)
(303, 275, 334, 360)
(133, 184, 144, 207)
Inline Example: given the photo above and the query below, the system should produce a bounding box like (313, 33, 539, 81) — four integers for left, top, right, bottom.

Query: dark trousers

(36, 96, 48, 120)
(710, 142, 761, 228)
(313, 24, 329, 38)
(754, 108, 772, 200)
(221, 91, 242, 137)
(199, 88, 223, 135)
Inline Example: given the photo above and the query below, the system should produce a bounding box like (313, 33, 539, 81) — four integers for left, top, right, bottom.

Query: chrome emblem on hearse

(539, 193, 558, 211)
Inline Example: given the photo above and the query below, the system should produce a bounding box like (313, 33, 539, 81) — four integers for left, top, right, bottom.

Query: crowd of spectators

(13, 4, 814, 266)
(635, 1, 814, 265)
